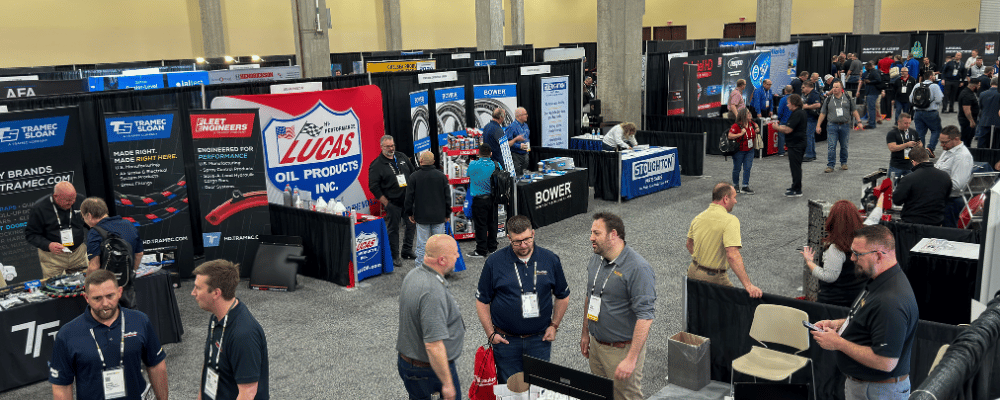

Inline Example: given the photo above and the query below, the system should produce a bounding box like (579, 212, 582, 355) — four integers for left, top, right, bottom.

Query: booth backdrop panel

(269, 204, 352, 286)
(645, 115, 734, 156)
(667, 54, 723, 117)
(635, 130, 705, 176)
(858, 34, 911, 61)
(943, 32, 1000, 65)
(685, 278, 985, 400)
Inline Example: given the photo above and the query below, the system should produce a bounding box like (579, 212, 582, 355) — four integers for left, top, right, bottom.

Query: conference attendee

(775, 85, 795, 156)
(467, 144, 498, 258)
(602, 122, 638, 151)
(800, 200, 866, 307)
(748, 79, 772, 119)
(910, 71, 944, 152)
(507, 107, 531, 175)
(485, 108, 522, 169)
(846, 54, 863, 93)
(82, 197, 143, 308)
(920, 57, 937, 80)
(48, 269, 168, 400)
(811, 72, 824, 92)
(686, 183, 762, 298)
(580, 212, 656, 400)
(192, 260, 269, 400)
(802, 81, 823, 161)
(958, 79, 981, 147)
(965, 50, 980, 72)
(810, 225, 918, 400)
(397, 234, 464, 400)
(475, 215, 570, 383)
(773, 94, 807, 197)
(25, 181, 88, 278)
(980, 66, 995, 89)
(941, 52, 965, 113)
(862, 61, 883, 129)
(892, 67, 918, 122)
(904, 55, 921, 86)
(583, 76, 596, 108)
(368, 135, 416, 265)
(969, 57, 986, 80)
(935, 127, 974, 228)
(817, 81, 863, 173)
(892, 146, 952, 226)
(824, 74, 837, 95)
(727, 79, 747, 119)
(977, 77, 1000, 148)
(886, 113, 921, 185)
(727, 109, 758, 194)
(404, 151, 451, 269)
(832, 56, 843, 78)
(878, 53, 893, 74)
(790, 71, 808, 95)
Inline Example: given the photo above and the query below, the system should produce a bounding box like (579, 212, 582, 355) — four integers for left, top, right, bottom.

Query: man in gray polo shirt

(816, 81, 864, 173)
(397, 234, 464, 400)
(580, 212, 656, 400)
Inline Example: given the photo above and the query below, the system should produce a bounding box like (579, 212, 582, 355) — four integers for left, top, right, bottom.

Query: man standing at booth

(941, 52, 965, 114)
(686, 183, 762, 298)
(811, 225, 918, 400)
(82, 197, 144, 308)
(485, 108, 521, 171)
(405, 151, 451, 269)
(581, 212, 656, 400)
(475, 215, 570, 383)
(368, 135, 416, 265)
(25, 181, 88, 278)
(467, 144, 498, 258)
(507, 107, 531, 175)
(749, 79, 773, 119)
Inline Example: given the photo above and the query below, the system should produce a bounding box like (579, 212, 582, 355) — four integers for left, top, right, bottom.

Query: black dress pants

(385, 202, 415, 259)
(959, 118, 976, 148)
(787, 146, 805, 191)
(944, 81, 961, 112)
(472, 195, 498, 255)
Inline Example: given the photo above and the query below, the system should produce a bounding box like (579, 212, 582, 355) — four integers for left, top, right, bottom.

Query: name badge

(835, 108, 844, 117)
(102, 367, 127, 399)
(396, 174, 407, 187)
(60, 229, 74, 247)
(901, 86, 907, 93)
(904, 148, 911, 159)
(521, 292, 539, 318)
(141, 383, 155, 400)
(204, 367, 220, 400)
(953, 69, 958, 76)
(765, 100, 769, 107)
(587, 295, 602, 321)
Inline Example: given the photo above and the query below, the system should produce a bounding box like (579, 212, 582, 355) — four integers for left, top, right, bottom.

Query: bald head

(783, 85, 793, 94)
(423, 234, 459, 274)
(418, 151, 435, 166)
(514, 107, 527, 123)
(52, 181, 77, 210)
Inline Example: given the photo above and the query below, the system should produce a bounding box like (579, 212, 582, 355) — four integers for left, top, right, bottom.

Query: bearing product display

(473, 98, 514, 129)
(436, 102, 467, 135)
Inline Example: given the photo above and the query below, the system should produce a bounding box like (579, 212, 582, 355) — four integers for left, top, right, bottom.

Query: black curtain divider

(634, 130, 704, 176)
(330, 52, 362, 73)
(528, 147, 622, 201)
(644, 115, 733, 155)
(971, 147, 1000, 165)
(878, 220, 981, 272)
(844, 34, 862, 56)
(908, 253, 979, 325)
(483, 49, 532, 65)
(797, 38, 837, 78)
(268, 204, 352, 286)
(644, 52, 669, 124)
(686, 278, 988, 400)
(433, 52, 475, 70)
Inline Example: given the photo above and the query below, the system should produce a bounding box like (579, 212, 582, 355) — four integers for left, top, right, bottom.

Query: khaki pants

(687, 262, 733, 287)
(588, 335, 646, 400)
(38, 246, 87, 279)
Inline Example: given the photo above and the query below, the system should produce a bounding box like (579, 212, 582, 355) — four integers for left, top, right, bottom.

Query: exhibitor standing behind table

(516, 169, 588, 229)
(620, 147, 682, 200)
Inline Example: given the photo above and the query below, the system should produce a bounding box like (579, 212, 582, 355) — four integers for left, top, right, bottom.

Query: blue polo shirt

(476, 245, 570, 335)
(484, 120, 506, 165)
(749, 86, 771, 115)
(467, 158, 496, 197)
(507, 121, 530, 155)
(49, 307, 165, 400)
(87, 215, 144, 261)
(201, 299, 269, 400)
(777, 95, 792, 124)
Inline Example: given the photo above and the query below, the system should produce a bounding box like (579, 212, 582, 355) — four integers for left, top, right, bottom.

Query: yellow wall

(525, 0, 597, 47)
(399, 1, 477, 50)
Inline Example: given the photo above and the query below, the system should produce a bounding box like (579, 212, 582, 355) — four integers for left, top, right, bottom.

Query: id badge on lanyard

(587, 295, 602, 321)
(901, 85, 907, 94)
(522, 293, 539, 318)
(835, 108, 844, 117)
(103, 367, 127, 399)
(204, 367, 220, 400)
(396, 174, 407, 187)
(60, 229, 74, 247)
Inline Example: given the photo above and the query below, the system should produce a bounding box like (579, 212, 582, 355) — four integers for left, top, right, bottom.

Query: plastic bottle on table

(283, 184, 293, 207)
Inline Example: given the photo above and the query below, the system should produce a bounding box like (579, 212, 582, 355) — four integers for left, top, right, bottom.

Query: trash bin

(668, 331, 711, 391)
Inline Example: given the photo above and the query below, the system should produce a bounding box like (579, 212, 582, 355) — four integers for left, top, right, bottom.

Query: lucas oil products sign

(210, 85, 386, 214)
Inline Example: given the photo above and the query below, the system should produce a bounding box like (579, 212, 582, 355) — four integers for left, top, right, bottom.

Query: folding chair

(731, 304, 817, 400)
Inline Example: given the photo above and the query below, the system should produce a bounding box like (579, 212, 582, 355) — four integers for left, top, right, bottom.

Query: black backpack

(490, 161, 513, 204)
(911, 82, 933, 109)
(94, 226, 135, 289)
(718, 131, 739, 156)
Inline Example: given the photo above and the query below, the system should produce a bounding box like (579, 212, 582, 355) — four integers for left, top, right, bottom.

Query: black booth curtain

(644, 115, 734, 156)
(796, 38, 837, 78)
(268, 205, 352, 286)
(971, 148, 1000, 165)
(634, 130, 705, 176)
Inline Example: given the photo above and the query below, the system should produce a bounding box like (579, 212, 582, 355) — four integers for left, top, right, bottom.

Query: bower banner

(0, 107, 85, 283)
(410, 90, 431, 154)
(474, 83, 517, 172)
(434, 86, 466, 150)
(366, 59, 436, 73)
(540, 75, 570, 148)
(188, 109, 270, 276)
(858, 34, 910, 61)
(756, 44, 798, 96)
(943, 32, 1000, 64)
(210, 85, 386, 214)
(102, 110, 195, 277)
(1, 80, 86, 99)
(667, 54, 722, 117)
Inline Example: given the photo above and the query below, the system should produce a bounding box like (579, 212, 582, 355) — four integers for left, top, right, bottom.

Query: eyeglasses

(851, 249, 880, 257)
(510, 236, 534, 247)
(381, 144, 395, 149)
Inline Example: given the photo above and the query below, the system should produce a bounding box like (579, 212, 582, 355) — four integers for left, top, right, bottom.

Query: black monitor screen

(522, 356, 614, 400)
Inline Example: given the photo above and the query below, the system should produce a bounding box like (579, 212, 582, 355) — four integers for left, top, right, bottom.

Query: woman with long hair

(727, 108, 758, 194)
(800, 200, 867, 307)
(602, 122, 637, 151)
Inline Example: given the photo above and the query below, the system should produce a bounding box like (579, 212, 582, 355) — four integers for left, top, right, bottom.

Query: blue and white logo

(0, 116, 70, 153)
(105, 114, 174, 142)
(750, 52, 771, 89)
(203, 232, 222, 247)
(166, 71, 210, 87)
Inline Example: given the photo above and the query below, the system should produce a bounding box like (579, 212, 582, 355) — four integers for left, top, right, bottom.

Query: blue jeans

(806, 119, 817, 158)
(894, 102, 911, 123)
(845, 376, 909, 400)
(414, 223, 446, 269)
(492, 333, 552, 384)
(943, 197, 965, 228)
(776, 126, 786, 155)
(731, 150, 754, 187)
(827, 122, 850, 167)
(398, 355, 462, 400)
(913, 110, 942, 151)
(865, 93, 880, 127)
(888, 166, 911, 187)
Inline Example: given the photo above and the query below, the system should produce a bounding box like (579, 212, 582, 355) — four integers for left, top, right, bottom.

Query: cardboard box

(668, 331, 711, 391)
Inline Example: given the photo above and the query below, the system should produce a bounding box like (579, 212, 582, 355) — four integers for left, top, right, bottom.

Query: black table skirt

(907, 253, 978, 325)
(515, 169, 589, 229)
(135, 270, 184, 344)
(269, 204, 353, 286)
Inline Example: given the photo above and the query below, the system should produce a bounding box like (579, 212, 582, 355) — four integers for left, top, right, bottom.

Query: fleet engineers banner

(410, 90, 431, 154)
(210, 86, 386, 214)
(188, 109, 269, 276)
(0, 107, 85, 283)
(434, 86, 466, 150)
(102, 110, 195, 277)
(540, 76, 569, 148)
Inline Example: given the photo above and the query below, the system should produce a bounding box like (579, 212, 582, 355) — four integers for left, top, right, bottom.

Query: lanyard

(589, 259, 619, 298)
(89, 311, 125, 370)
(388, 155, 401, 175)
(513, 261, 537, 294)
(207, 300, 237, 369)
(846, 288, 869, 321)
(51, 198, 69, 229)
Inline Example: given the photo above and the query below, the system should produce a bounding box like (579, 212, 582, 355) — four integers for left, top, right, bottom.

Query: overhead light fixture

(251, 55, 261, 62)
(224, 56, 235, 63)
(196, 57, 206, 63)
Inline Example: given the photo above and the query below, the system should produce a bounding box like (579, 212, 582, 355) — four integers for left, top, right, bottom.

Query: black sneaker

(803, 157, 816, 162)
(401, 252, 417, 260)
(784, 189, 803, 197)
(733, 186, 742, 194)
(466, 251, 486, 259)
(741, 187, 755, 195)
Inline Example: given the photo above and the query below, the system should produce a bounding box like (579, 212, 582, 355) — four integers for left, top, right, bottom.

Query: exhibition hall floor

(3, 113, 964, 399)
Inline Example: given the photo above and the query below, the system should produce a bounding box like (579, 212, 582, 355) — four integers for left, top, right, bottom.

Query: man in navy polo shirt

(193, 259, 269, 400)
(475, 215, 570, 383)
(49, 269, 168, 400)
(82, 197, 143, 308)
(810, 225, 918, 400)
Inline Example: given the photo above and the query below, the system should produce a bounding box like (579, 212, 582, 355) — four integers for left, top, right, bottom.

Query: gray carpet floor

(1, 112, 967, 399)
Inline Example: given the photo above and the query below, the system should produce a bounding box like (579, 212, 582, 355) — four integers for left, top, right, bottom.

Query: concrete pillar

(981, 0, 1000, 32)
(852, 0, 881, 35)
(509, 0, 525, 45)
(290, 0, 332, 78)
(187, 0, 227, 58)
(376, 0, 403, 51)
(475, 0, 504, 51)
(755, 0, 791, 44)
(596, 0, 644, 126)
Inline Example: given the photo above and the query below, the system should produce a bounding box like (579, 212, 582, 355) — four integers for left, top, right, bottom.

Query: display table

(620, 147, 682, 200)
(354, 215, 394, 282)
(570, 134, 604, 151)
(0, 270, 183, 392)
(516, 169, 589, 229)
(270, 205, 353, 286)
(906, 238, 980, 325)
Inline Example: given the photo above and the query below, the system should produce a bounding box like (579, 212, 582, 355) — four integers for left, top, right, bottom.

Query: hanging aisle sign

(366, 59, 436, 73)
(410, 90, 430, 154)
(540, 76, 569, 149)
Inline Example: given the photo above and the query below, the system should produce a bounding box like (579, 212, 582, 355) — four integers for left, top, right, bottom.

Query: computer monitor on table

(522, 355, 614, 400)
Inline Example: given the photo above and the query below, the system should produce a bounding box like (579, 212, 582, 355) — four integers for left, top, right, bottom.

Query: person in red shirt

(728, 108, 759, 194)
(879, 53, 894, 74)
